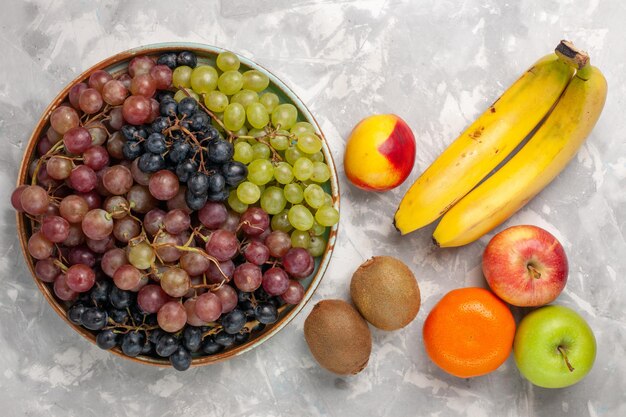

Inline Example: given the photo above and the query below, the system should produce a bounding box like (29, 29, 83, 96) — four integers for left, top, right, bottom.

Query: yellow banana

(394, 53, 576, 234)
(433, 64, 607, 247)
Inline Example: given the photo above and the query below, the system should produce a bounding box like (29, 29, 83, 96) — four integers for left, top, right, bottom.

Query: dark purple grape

(177, 51, 197, 68)
(222, 161, 248, 186)
(254, 302, 278, 324)
(121, 331, 145, 357)
(96, 329, 119, 350)
(201, 336, 223, 354)
(170, 346, 192, 371)
(155, 333, 179, 357)
(146, 133, 167, 154)
(207, 140, 233, 164)
(81, 307, 108, 330)
(157, 52, 177, 69)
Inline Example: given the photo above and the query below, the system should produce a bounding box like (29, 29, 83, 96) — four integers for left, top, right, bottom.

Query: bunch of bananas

(394, 41, 607, 247)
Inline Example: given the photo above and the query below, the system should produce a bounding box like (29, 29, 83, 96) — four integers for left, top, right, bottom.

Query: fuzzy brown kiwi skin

(304, 299, 372, 375)
(350, 256, 421, 331)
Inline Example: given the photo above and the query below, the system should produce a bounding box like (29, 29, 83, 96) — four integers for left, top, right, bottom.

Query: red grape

(50, 106, 79, 135)
(76, 190, 102, 210)
(148, 170, 179, 201)
(214, 285, 237, 314)
(281, 280, 305, 304)
(262, 267, 290, 296)
(62, 223, 86, 247)
(69, 165, 97, 193)
(130, 158, 151, 186)
(79, 88, 104, 114)
(138, 284, 170, 313)
(166, 186, 192, 213)
(63, 127, 92, 154)
(81, 208, 113, 240)
(161, 267, 191, 297)
(164, 209, 191, 234)
(126, 184, 157, 214)
(122, 95, 151, 125)
(35, 258, 61, 283)
(180, 251, 211, 276)
(282, 248, 314, 279)
(20, 185, 49, 215)
(265, 231, 291, 258)
(154, 232, 182, 263)
(69, 82, 88, 109)
(41, 215, 70, 243)
(65, 264, 96, 292)
(102, 79, 128, 105)
(198, 202, 228, 229)
(243, 241, 270, 266)
(101, 247, 127, 277)
(102, 165, 133, 195)
(157, 301, 187, 333)
(113, 264, 143, 291)
(106, 131, 126, 159)
(233, 262, 262, 292)
(53, 273, 77, 301)
(46, 156, 73, 180)
(130, 74, 157, 98)
(205, 229, 238, 262)
(240, 207, 270, 236)
(88, 70, 113, 92)
(143, 208, 166, 236)
(113, 216, 141, 243)
(184, 298, 208, 326)
(150, 65, 173, 89)
(128, 56, 155, 77)
(206, 259, 235, 284)
(108, 107, 124, 130)
(11, 185, 28, 212)
(195, 292, 222, 322)
(28, 231, 54, 260)
(68, 245, 96, 267)
(86, 235, 115, 254)
(83, 146, 110, 171)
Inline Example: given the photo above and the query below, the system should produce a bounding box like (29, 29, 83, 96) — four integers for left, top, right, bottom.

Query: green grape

(190, 65, 219, 93)
(311, 161, 331, 183)
(311, 221, 326, 236)
(224, 102, 246, 131)
(285, 146, 305, 165)
(323, 192, 333, 207)
(248, 128, 266, 138)
(242, 70, 270, 92)
(297, 132, 323, 154)
(236, 181, 261, 204)
(128, 242, 156, 270)
(308, 236, 327, 257)
(252, 143, 271, 160)
(228, 190, 248, 213)
(234, 142, 254, 164)
(271, 210, 293, 233)
(293, 157, 314, 181)
(259, 92, 279, 113)
(231, 89, 258, 108)
(217, 70, 243, 95)
(260, 186, 287, 215)
(269, 132, 289, 150)
(258, 184, 266, 194)
(304, 184, 326, 209)
(216, 51, 240, 71)
(274, 162, 294, 184)
(309, 151, 324, 162)
(247, 159, 274, 185)
(174, 89, 199, 102)
(234, 126, 248, 137)
(291, 230, 310, 248)
(246, 102, 270, 129)
(204, 90, 229, 113)
(288, 205, 314, 231)
(284, 183, 304, 204)
(315, 205, 339, 227)
(291, 121, 315, 137)
(271, 104, 298, 130)
(172, 66, 193, 88)
(212, 112, 225, 132)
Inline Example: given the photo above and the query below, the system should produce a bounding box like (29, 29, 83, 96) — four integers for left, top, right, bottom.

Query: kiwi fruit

(350, 256, 420, 330)
(304, 299, 372, 375)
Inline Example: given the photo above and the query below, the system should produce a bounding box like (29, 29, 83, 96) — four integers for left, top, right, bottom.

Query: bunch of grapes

(11, 49, 338, 371)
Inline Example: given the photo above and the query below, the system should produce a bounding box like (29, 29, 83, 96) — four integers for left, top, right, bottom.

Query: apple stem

(527, 264, 542, 279)
(557, 346, 575, 372)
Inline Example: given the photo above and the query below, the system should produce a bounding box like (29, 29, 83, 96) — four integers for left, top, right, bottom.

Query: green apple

(513, 305, 596, 388)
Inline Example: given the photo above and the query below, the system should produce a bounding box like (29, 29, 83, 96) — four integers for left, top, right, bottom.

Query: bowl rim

(16, 42, 340, 368)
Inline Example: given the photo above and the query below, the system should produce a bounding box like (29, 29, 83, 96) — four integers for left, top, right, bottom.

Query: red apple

(482, 225, 568, 307)
(344, 114, 415, 191)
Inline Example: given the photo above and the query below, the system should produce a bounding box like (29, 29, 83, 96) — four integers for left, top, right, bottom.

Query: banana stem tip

(555, 40, 590, 70)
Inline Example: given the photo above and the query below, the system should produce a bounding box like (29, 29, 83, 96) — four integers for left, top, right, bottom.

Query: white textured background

(0, 1, 624, 416)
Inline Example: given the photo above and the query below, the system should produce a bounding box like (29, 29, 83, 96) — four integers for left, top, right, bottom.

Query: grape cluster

(12, 49, 338, 371)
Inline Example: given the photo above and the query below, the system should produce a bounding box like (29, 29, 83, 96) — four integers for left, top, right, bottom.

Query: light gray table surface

(0, 1, 624, 416)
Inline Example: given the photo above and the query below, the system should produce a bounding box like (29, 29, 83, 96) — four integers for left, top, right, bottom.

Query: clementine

(422, 287, 515, 378)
